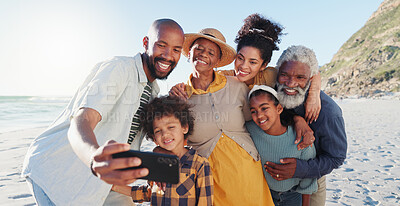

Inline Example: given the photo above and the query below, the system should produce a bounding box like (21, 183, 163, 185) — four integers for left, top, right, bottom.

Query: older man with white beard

(264, 45, 347, 206)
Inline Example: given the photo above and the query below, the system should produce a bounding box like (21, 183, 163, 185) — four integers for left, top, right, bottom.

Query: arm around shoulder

(294, 114, 347, 179)
(304, 73, 321, 123)
(68, 107, 102, 166)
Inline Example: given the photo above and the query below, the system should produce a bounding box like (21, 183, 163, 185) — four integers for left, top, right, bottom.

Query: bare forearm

(68, 108, 101, 166)
(309, 73, 321, 92)
(304, 73, 321, 123)
(68, 108, 147, 185)
(293, 115, 315, 149)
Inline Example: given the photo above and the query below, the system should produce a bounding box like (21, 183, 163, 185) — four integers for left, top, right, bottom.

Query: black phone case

(112, 150, 180, 184)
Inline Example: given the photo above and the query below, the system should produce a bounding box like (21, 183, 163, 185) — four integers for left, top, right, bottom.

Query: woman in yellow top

(172, 28, 274, 205)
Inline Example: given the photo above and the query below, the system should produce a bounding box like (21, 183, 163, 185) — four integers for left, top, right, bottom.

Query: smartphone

(112, 150, 180, 184)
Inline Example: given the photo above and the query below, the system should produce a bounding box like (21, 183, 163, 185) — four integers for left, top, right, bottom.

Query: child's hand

(293, 116, 315, 150)
(150, 180, 166, 192)
(169, 83, 188, 101)
(155, 182, 167, 192)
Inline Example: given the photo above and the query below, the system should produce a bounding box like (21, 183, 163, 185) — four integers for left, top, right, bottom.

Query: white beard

(276, 82, 310, 109)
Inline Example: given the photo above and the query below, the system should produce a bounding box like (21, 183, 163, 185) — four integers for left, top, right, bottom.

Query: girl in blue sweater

(246, 85, 317, 206)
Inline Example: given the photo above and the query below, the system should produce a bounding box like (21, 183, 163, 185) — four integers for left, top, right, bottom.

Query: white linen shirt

(22, 53, 159, 206)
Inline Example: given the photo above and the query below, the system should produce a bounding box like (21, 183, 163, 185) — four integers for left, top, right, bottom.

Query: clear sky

(0, 0, 384, 96)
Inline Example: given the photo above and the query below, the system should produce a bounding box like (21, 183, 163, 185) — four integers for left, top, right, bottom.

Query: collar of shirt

(135, 53, 148, 83)
(135, 53, 160, 94)
(180, 148, 196, 169)
(185, 71, 227, 98)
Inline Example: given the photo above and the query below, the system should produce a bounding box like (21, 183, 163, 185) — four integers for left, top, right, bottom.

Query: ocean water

(0, 96, 70, 133)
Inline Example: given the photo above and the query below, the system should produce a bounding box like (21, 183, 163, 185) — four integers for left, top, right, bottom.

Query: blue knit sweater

(246, 121, 318, 194)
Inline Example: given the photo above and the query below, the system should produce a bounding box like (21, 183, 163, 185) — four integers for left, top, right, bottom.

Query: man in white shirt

(22, 18, 184, 205)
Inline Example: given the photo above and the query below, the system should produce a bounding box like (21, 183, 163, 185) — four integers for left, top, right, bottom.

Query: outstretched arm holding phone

(68, 108, 148, 185)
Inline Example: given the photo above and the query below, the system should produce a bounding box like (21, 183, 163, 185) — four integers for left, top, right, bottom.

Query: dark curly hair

(235, 13, 284, 65)
(140, 95, 194, 141)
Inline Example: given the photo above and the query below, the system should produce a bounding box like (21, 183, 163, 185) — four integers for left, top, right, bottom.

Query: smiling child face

(250, 93, 283, 135)
(152, 115, 188, 157)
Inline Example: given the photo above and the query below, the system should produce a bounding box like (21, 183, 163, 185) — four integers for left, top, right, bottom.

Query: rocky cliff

(321, 0, 400, 98)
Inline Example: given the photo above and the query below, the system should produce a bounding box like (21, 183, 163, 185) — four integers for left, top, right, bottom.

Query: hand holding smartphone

(112, 150, 180, 184)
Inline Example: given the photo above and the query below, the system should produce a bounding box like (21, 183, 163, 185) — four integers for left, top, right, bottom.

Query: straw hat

(182, 28, 236, 68)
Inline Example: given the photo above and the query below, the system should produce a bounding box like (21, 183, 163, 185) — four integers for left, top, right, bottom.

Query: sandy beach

(0, 127, 45, 206)
(0, 99, 399, 205)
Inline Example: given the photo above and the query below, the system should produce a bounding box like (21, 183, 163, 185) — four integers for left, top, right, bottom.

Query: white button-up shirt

(22, 53, 159, 205)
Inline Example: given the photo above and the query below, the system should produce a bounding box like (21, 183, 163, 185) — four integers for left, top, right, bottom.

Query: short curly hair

(140, 95, 194, 141)
(275, 45, 319, 76)
(235, 13, 284, 65)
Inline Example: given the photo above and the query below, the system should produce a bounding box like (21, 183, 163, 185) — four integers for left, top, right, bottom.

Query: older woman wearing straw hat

(174, 28, 274, 205)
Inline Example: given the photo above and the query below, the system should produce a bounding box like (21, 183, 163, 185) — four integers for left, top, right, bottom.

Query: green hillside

(321, 0, 400, 97)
